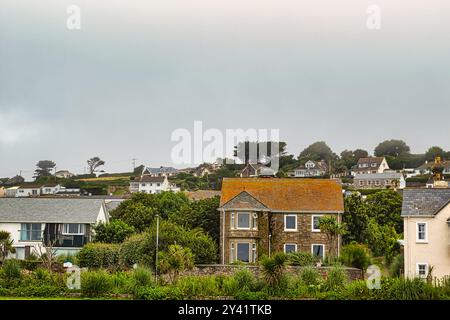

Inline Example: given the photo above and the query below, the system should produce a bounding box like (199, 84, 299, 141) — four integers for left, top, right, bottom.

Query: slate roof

(143, 167, 178, 175)
(220, 178, 344, 212)
(0, 198, 105, 223)
(134, 175, 166, 183)
(401, 189, 450, 217)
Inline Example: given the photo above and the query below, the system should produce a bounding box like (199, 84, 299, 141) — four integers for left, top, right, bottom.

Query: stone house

(353, 172, 406, 189)
(218, 178, 344, 264)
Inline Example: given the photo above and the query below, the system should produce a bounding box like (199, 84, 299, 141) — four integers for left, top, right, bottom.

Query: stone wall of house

(220, 211, 340, 264)
(178, 264, 363, 281)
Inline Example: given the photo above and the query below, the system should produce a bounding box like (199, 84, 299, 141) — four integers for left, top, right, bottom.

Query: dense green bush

(18, 260, 41, 271)
(325, 264, 348, 291)
(134, 285, 183, 300)
(0, 259, 22, 284)
(287, 252, 318, 266)
(81, 270, 113, 297)
(234, 291, 268, 300)
(176, 276, 221, 298)
(299, 266, 322, 286)
(340, 243, 372, 271)
(132, 267, 154, 288)
(389, 254, 404, 277)
(77, 243, 120, 269)
(94, 220, 135, 244)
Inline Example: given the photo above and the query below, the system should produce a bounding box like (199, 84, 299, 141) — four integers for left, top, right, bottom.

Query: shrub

(234, 291, 268, 300)
(81, 270, 113, 297)
(18, 259, 41, 271)
(93, 220, 135, 244)
(233, 268, 257, 291)
(119, 233, 151, 267)
(176, 276, 220, 298)
(158, 245, 194, 283)
(340, 243, 372, 271)
(77, 243, 120, 269)
(389, 254, 404, 277)
(261, 253, 287, 288)
(134, 286, 183, 300)
(299, 266, 322, 286)
(132, 267, 154, 288)
(381, 277, 441, 300)
(343, 280, 371, 300)
(325, 264, 348, 291)
(1, 259, 21, 283)
(287, 252, 318, 266)
(57, 253, 78, 265)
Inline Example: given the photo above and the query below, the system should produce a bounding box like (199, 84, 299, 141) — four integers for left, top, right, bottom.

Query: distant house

(0, 198, 109, 259)
(142, 166, 179, 177)
(55, 170, 74, 179)
(291, 160, 328, 178)
(5, 175, 25, 185)
(352, 157, 390, 175)
(7, 185, 42, 197)
(240, 163, 276, 178)
(0, 187, 5, 198)
(129, 175, 180, 194)
(218, 178, 344, 264)
(416, 160, 450, 175)
(401, 189, 450, 279)
(353, 172, 406, 189)
(41, 184, 63, 195)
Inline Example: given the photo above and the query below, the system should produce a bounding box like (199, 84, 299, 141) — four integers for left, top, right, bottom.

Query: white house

(402, 189, 450, 279)
(6, 185, 41, 197)
(130, 175, 180, 194)
(0, 198, 109, 259)
(291, 160, 328, 178)
(352, 157, 390, 175)
(353, 172, 406, 189)
(41, 184, 63, 195)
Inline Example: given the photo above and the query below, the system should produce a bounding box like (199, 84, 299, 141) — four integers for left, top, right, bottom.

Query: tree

(260, 252, 287, 289)
(340, 243, 372, 272)
(365, 190, 403, 234)
(374, 139, 410, 157)
(157, 244, 194, 283)
(0, 231, 16, 263)
(318, 216, 347, 261)
(343, 194, 370, 244)
(299, 141, 336, 162)
(110, 201, 155, 232)
(34, 160, 56, 178)
(234, 141, 287, 165)
(425, 146, 446, 161)
(93, 220, 135, 243)
(353, 149, 369, 161)
(339, 149, 369, 170)
(87, 157, 105, 174)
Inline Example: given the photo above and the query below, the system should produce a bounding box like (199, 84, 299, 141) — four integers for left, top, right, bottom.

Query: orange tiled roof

(220, 178, 344, 212)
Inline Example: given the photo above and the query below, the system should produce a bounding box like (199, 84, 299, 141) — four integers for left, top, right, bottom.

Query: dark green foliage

(132, 267, 154, 288)
(340, 243, 372, 271)
(0, 259, 21, 283)
(299, 266, 322, 286)
(81, 270, 113, 297)
(325, 264, 348, 291)
(286, 252, 318, 266)
(261, 253, 287, 290)
(389, 254, 404, 277)
(374, 139, 410, 157)
(77, 243, 120, 269)
(93, 220, 135, 243)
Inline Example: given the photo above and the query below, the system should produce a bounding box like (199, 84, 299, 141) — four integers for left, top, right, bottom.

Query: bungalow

(142, 166, 179, 177)
(0, 198, 109, 259)
(218, 178, 344, 264)
(240, 163, 276, 178)
(129, 175, 180, 194)
(402, 189, 450, 279)
(54, 170, 74, 179)
(6, 185, 41, 197)
(290, 160, 328, 178)
(353, 172, 406, 189)
(41, 184, 63, 195)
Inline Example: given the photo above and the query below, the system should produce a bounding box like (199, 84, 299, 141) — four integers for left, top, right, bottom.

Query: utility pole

(155, 214, 160, 282)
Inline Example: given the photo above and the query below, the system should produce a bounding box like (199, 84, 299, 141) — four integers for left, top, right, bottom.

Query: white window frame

(230, 212, 235, 229)
(284, 243, 297, 253)
(62, 223, 85, 235)
(230, 243, 235, 263)
(284, 214, 297, 232)
(252, 212, 258, 230)
(251, 243, 257, 263)
(236, 242, 251, 263)
(311, 215, 323, 232)
(416, 222, 428, 243)
(416, 263, 429, 278)
(236, 212, 251, 230)
(311, 244, 325, 260)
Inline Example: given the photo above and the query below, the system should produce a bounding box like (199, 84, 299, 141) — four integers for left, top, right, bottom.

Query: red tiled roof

(220, 178, 344, 212)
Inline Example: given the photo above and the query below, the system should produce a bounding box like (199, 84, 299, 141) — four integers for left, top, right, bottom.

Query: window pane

(237, 243, 250, 262)
(313, 217, 321, 230)
(237, 213, 250, 228)
(313, 245, 324, 259)
(285, 216, 296, 229)
(68, 224, 79, 233)
(285, 244, 296, 253)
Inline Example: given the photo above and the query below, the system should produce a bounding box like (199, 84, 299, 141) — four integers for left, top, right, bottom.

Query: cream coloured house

(402, 189, 450, 279)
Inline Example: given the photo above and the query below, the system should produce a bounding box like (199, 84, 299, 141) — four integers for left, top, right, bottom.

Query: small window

(252, 213, 258, 230)
(236, 243, 250, 262)
(416, 263, 428, 278)
(230, 243, 235, 263)
(312, 215, 322, 232)
(141, 183, 146, 187)
(237, 213, 250, 229)
(157, 183, 161, 187)
(284, 214, 297, 231)
(284, 243, 297, 254)
(312, 244, 325, 260)
(63, 224, 85, 235)
(416, 223, 427, 242)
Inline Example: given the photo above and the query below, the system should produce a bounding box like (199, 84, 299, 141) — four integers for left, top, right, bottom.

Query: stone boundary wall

(180, 264, 363, 281)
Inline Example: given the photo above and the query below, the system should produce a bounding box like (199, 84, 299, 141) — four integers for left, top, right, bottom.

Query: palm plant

(0, 231, 16, 264)
(260, 252, 287, 287)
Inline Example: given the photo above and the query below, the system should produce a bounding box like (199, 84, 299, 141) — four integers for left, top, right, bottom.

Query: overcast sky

(1, 0, 449, 180)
